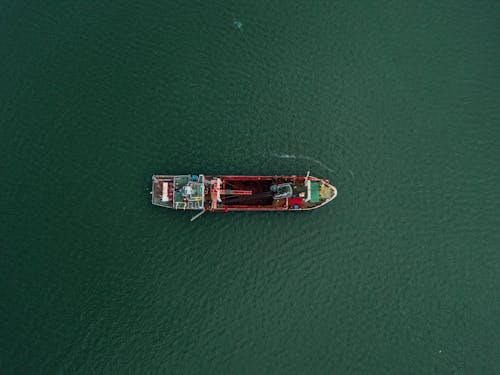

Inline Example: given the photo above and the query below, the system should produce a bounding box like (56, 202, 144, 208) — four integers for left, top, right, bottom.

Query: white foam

(269, 153, 336, 174)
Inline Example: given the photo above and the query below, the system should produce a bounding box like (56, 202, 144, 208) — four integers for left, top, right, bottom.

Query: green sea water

(1, 1, 499, 374)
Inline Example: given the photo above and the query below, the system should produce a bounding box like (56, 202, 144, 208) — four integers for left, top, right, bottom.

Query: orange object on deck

(210, 188, 218, 210)
(223, 189, 252, 195)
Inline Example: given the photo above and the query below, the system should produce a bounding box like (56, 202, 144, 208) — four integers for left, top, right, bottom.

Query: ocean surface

(1, 1, 499, 374)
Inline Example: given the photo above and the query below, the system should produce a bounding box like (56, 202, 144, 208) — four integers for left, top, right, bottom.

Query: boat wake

(269, 153, 336, 174)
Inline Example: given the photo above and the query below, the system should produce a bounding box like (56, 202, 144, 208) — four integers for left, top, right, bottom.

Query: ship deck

(152, 174, 337, 212)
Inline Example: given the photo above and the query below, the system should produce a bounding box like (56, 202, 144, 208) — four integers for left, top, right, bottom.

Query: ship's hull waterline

(152, 174, 337, 213)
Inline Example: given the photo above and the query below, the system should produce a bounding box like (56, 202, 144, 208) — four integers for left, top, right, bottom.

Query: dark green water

(1, 1, 499, 374)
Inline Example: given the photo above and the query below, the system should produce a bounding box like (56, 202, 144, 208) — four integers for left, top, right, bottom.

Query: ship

(151, 173, 337, 219)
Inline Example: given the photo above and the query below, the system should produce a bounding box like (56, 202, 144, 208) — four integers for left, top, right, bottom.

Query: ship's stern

(152, 175, 205, 210)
